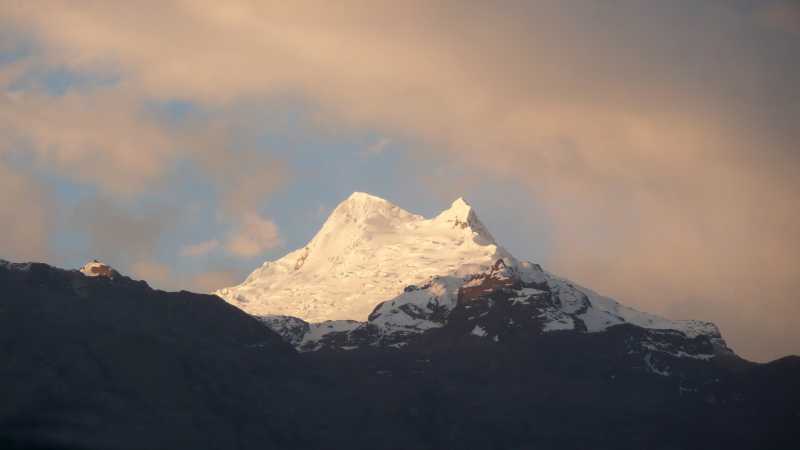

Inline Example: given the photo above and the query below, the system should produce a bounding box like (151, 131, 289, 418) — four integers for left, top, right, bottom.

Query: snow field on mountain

(216, 192, 507, 322)
(217, 192, 722, 348)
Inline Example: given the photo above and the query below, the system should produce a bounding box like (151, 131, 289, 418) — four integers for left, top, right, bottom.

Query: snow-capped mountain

(216, 192, 506, 322)
(217, 192, 729, 361)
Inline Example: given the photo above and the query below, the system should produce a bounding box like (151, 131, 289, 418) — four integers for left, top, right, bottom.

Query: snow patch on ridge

(470, 325, 488, 337)
(300, 320, 362, 351)
(369, 276, 462, 332)
(542, 272, 721, 339)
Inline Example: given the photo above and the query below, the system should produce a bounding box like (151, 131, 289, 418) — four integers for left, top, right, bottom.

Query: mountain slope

(0, 260, 305, 450)
(1, 258, 797, 449)
(283, 260, 731, 368)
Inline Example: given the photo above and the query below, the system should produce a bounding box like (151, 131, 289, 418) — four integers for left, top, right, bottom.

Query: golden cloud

(180, 239, 220, 258)
(0, 162, 53, 261)
(224, 212, 282, 258)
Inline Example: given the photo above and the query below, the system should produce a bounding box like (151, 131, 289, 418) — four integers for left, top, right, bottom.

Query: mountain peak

(342, 191, 389, 207)
(347, 191, 386, 202)
(215, 192, 729, 358)
(436, 197, 474, 223)
(217, 192, 505, 322)
(326, 192, 419, 225)
(435, 197, 495, 244)
(447, 197, 471, 216)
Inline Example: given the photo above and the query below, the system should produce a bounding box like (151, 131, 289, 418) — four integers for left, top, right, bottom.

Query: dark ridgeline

(0, 261, 302, 450)
(0, 260, 797, 450)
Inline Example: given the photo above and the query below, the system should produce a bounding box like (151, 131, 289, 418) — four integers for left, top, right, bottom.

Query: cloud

(757, 1, 800, 34)
(180, 239, 220, 257)
(0, 33, 287, 276)
(129, 259, 173, 288)
(0, 162, 53, 261)
(196, 146, 288, 217)
(130, 258, 243, 293)
(0, 72, 286, 206)
(0, 86, 179, 197)
(69, 197, 176, 266)
(363, 137, 391, 157)
(224, 212, 281, 258)
(2, 1, 799, 360)
(189, 270, 242, 293)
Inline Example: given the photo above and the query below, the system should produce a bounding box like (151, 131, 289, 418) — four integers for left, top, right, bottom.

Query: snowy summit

(216, 192, 508, 322)
(215, 192, 722, 355)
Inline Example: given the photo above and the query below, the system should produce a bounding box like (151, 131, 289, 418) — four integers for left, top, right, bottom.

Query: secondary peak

(435, 197, 496, 244)
(435, 197, 476, 224)
(449, 197, 472, 217)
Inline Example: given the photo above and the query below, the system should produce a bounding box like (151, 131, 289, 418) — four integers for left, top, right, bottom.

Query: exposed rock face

(254, 315, 310, 347)
(263, 258, 732, 379)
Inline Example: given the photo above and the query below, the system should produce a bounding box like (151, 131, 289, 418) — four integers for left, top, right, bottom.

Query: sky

(1, 0, 798, 362)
